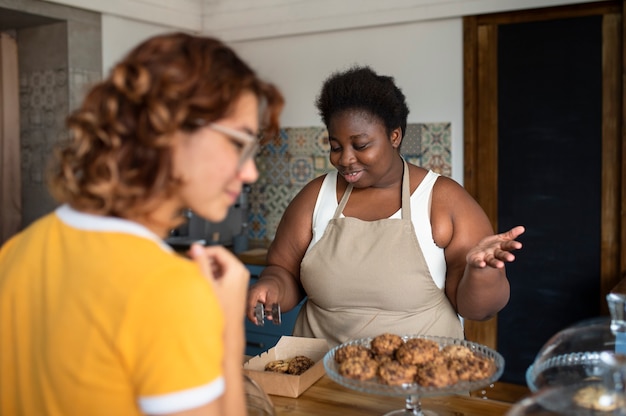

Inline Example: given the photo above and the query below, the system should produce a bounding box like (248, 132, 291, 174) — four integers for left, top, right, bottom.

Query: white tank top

(307, 170, 447, 289)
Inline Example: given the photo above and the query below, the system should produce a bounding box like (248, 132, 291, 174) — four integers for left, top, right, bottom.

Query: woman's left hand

(466, 225, 525, 269)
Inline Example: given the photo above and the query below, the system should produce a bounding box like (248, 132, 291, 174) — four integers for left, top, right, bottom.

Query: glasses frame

(205, 122, 260, 169)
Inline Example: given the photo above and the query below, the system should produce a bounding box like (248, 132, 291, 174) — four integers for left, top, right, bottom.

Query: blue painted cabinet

(244, 264, 304, 356)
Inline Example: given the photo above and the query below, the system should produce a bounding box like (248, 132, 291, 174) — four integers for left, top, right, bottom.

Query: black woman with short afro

(248, 64, 525, 348)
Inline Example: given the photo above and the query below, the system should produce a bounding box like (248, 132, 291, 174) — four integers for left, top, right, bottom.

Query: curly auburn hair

(315, 65, 409, 140)
(48, 32, 283, 222)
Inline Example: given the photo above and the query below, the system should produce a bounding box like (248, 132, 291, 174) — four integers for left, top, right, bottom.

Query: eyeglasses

(206, 123, 260, 169)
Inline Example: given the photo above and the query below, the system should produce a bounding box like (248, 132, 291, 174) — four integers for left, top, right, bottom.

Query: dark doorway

(463, 1, 624, 388)
(497, 15, 603, 385)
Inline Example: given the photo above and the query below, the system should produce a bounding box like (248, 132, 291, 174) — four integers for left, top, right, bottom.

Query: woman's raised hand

(466, 225, 525, 269)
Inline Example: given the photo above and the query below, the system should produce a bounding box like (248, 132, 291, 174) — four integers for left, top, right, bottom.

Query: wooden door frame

(463, 1, 625, 349)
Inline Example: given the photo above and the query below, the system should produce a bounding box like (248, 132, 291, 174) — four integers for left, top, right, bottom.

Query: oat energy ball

(449, 354, 493, 381)
(371, 333, 404, 356)
(378, 360, 418, 386)
(416, 362, 459, 388)
(395, 338, 440, 366)
(264, 359, 290, 373)
(441, 344, 475, 361)
(334, 344, 372, 363)
(338, 356, 378, 381)
(287, 355, 316, 375)
(333, 333, 498, 389)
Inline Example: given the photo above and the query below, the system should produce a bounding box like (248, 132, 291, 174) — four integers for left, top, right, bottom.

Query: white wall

(230, 19, 464, 181)
(92, 0, 602, 182)
(44, 0, 202, 31)
(202, 0, 598, 42)
(47, 0, 600, 42)
(101, 15, 189, 77)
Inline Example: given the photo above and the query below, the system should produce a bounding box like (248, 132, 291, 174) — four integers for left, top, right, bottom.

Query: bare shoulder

(406, 163, 429, 192)
(432, 175, 469, 199)
(284, 174, 326, 215)
(430, 175, 491, 248)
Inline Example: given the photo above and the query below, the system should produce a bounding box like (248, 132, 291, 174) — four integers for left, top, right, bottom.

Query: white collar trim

(55, 204, 173, 253)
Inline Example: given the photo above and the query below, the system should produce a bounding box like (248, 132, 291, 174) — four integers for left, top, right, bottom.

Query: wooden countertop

(269, 375, 512, 416)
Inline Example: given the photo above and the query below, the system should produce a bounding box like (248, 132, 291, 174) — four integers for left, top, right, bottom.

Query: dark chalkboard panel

(496, 16, 602, 384)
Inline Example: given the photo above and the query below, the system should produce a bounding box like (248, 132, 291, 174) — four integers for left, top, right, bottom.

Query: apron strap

(333, 183, 353, 219)
(401, 158, 411, 220)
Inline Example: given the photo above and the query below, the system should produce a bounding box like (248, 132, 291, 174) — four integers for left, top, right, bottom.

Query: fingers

(469, 239, 521, 269)
(469, 252, 503, 269)
(489, 249, 515, 268)
(246, 288, 265, 324)
(500, 225, 525, 252)
(484, 226, 524, 252)
(188, 244, 253, 328)
(502, 225, 525, 241)
(486, 243, 518, 265)
(247, 309, 259, 325)
(189, 243, 244, 279)
(188, 243, 213, 278)
(466, 226, 525, 271)
(247, 285, 274, 324)
(246, 280, 282, 324)
(500, 239, 523, 253)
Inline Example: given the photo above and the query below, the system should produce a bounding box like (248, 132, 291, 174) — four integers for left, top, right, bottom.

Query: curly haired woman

(0, 32, 283, 416)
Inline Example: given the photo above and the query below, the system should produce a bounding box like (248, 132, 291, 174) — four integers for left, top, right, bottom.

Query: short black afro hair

(315, 65, 409, 138)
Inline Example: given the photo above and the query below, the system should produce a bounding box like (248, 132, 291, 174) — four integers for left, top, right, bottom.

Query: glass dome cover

(526, 293, 626, 392)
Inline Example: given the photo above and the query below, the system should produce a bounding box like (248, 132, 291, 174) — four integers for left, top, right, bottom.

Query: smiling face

(328, 109, 403, 189)
(172, 91, 260, 223)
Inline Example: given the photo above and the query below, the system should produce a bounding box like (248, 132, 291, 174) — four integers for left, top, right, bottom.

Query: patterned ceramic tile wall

(247, 122, 451, 248)
(20, 69, 69, 185)
(20, 68, 100, 182)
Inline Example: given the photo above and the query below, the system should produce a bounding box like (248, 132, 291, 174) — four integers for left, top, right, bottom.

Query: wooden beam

(600, 12, 623, 313)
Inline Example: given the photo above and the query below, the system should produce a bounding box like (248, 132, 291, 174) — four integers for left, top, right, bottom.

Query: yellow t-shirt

(0, 205, 225, 415)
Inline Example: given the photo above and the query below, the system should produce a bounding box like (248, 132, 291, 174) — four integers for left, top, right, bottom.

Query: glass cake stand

(323, 335, 505, 416)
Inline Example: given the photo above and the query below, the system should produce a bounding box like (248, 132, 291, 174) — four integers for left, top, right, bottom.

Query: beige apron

(293, 160, 463, 347)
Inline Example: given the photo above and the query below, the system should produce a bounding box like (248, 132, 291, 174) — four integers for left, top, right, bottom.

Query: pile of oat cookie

(334, 333, 496, 387)
(264, 355, 316, 376)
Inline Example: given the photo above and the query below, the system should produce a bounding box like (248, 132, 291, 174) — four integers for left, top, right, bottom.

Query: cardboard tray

(243, 336, 329, 398)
